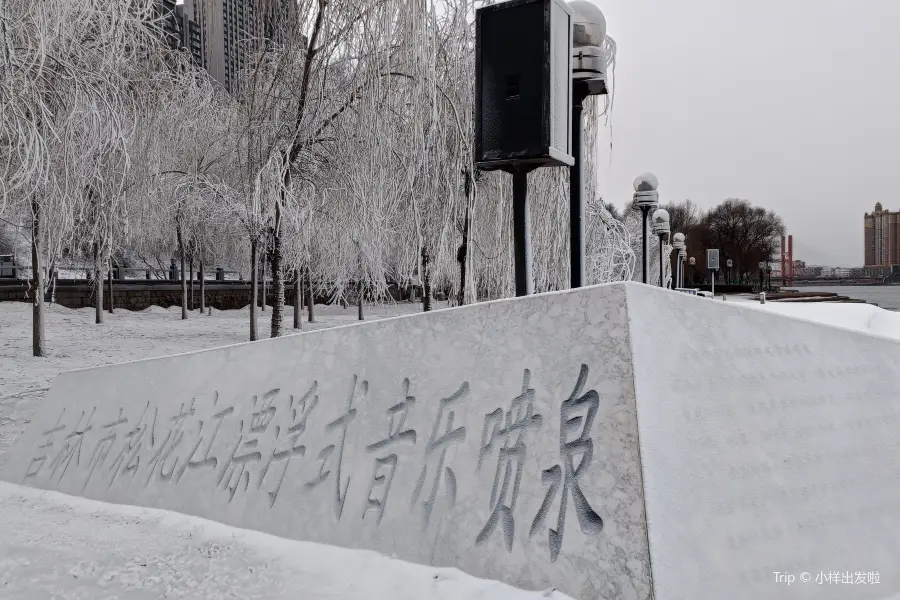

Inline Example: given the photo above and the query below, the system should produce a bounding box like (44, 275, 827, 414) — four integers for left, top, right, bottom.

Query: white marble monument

(3, 283, 900, 600)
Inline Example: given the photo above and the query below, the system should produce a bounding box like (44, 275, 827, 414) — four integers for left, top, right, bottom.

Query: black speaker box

(475, 0, 573, 171)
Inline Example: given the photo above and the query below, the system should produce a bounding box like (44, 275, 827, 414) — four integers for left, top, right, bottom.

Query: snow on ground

(725, 295, 900, 341)
(0, 481, 570, 600)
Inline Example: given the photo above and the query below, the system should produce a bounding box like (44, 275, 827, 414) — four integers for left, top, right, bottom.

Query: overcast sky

(592, 0, 900, 266)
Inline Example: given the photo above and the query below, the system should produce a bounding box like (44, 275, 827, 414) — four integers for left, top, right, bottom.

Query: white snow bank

(734, 298, 900, 341)
(0, 481, 571, 600)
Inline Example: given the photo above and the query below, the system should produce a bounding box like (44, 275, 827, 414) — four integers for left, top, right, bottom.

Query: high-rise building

(182, 0, 209, 70)
(152, 0, 181, 49)
(183, 0, 299, 92)
(176, 5, 204, 67)
(152, 0, 203, 67)
(864, 203, 900, 267)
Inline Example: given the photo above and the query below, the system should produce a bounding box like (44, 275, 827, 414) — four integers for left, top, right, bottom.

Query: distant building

(152, 0, 203, 67)
(181, 0, 208, 70)
(152, 0, 181, 49)
(863, 265, 893, 278)
(832, 267, 851, 278)
(788, 260, 827, 279)
(794, 265, 823, 279)
(864, 202, 900, 267)
(183, 0, 299, 92)
(176, 5, 204, 67)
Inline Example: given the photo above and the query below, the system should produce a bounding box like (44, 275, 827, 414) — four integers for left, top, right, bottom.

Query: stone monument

(2, 282, 899, 600)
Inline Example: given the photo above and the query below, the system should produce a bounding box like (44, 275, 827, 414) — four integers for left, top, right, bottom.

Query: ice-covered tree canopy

(1, 0, 645, 354)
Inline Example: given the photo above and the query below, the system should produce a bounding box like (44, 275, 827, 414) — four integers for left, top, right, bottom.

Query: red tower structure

(780, 235, 794, 287)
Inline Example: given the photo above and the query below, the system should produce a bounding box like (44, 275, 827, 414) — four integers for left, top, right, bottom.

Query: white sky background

(594, 0, 900, 267)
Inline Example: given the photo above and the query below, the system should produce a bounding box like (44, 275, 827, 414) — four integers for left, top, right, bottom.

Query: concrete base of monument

(2, 282, 900, 600)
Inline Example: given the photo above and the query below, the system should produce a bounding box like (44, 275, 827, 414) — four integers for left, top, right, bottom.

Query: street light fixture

(688, 256, 696, 286)
(633, 173, 659, 284)
(567, 0, 609, 289)
(652, 209, 670, 287)
(672, 232, 685, 288)
(569, 0, 609, 85)
(726, 258, 733, 285)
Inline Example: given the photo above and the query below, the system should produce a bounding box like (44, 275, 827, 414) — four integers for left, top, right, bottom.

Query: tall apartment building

(153, 0, 180, 48)
(181, 0, 209, 70)
(152, 0, 203, 66)
(176, 5, 204, 67)
(183, 0, 299, 92)
(864, 202, 900, 267)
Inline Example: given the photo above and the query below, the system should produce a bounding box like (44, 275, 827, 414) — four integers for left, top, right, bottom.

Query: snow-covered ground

(0, 481, 569, 600)
(726, 294, 900, 341)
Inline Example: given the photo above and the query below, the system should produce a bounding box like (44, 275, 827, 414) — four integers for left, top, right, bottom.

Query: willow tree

(238, 0, 419, 337)
(375, 0, 475, 311)
(1, 0, 160, 355)
(133, 67, 237, 320)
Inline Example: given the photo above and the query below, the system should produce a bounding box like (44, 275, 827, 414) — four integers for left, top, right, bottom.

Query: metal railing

(0, 266, 244, 283)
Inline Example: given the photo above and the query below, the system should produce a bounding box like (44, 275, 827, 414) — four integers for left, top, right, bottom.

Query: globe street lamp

(688, 256, 696, 286)
(633, 173, 659, 284)
(672, 232, 685, 288)
(726, 258, 733, 285)
(567, 0, 609, 288)
(652, 209, 670, 287)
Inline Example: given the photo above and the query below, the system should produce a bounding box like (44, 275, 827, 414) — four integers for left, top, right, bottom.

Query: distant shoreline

(773, 284, 900, 312)
(790, 282, 899, 287)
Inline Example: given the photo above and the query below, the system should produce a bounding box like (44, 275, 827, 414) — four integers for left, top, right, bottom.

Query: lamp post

(758, 261, 765, 292)
(568, 0, 609, 289)
(726, 258, 733, 285)
(766, 262, 772, 292)
(633, 173, 659, 284)
(672, 232, 685, 288)
(688, 256, 696, 286)
(652, 209, 670, 287)
(512, 170, 535, 296)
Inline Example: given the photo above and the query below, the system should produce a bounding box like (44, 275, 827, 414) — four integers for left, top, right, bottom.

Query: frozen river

(793, 285, 900, 311)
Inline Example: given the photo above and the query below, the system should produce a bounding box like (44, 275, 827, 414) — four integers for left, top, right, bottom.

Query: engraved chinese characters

(19, 366, 607, 561)
(411, 381, 469, 530)
(364, 378, 417, 524)
(529, 365, 604, 561)
(3, 283, 658, 599)
(476, 369, 542, 551)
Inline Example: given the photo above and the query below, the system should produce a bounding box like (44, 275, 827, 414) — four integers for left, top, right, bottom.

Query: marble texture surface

(628, 285, 900, 600)
(1, 283, 652, 600)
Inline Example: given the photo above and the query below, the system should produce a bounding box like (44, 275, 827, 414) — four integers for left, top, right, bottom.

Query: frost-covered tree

(134, 69, 237, 320)
(1, 0, 639, 358)
(1, 0, 161, 355)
